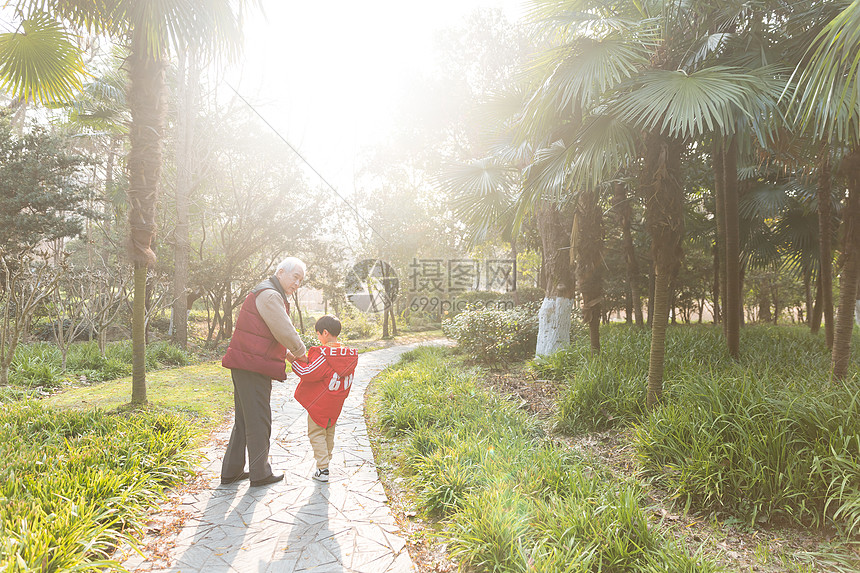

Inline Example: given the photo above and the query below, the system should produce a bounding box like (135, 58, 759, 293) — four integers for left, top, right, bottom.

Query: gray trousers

(221, 369, 273, 481)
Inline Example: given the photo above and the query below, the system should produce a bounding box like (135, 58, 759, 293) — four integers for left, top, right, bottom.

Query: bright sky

(225, 0, 524, 193)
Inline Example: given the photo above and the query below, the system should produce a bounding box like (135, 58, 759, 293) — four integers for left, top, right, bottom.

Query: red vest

(222, 281, 291, 380)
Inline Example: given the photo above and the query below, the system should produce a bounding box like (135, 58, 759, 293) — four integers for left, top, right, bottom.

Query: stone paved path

(123, 342, 437, 573)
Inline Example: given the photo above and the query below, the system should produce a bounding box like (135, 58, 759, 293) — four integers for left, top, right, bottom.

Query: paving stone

(266, 551, 301, 573)
(121, 343, 447, 572)
(293, 543, 339, 570)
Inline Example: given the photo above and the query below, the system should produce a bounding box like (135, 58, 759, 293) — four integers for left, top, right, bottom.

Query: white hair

(276, 257, 306, 276)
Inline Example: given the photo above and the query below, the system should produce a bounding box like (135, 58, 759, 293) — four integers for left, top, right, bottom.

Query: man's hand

(292, 353, 308, 363)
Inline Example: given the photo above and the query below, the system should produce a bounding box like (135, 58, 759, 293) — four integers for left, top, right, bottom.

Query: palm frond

(568, 111, 640, 188)
(775, 209, 820, 276)
(682, 32, 733, 69)
(613, 66, 778, 139)
(439, 158, 518, 246)
(788, 0, 860, 142)
(528, 35, 650, 114)
(741, 220, 781, 270)
(739, 183, 790, 220)
(0, 13, 85, 104)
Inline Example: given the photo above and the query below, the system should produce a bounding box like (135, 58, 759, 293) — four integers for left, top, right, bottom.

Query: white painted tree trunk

(855, 299, 860, 325)
(536, 297, 573, 357)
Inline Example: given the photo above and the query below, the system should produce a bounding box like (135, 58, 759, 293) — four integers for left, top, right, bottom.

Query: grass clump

(538, 323, 860, 532)
(8, 340, 193, 388)
(636, 374, 860, 531)
(368, 347, 719, 572)
(10, 342, 63, 388)
(0, 401, 199, 571)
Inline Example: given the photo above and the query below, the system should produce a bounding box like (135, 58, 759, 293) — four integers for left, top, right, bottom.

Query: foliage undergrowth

(0, 402, 199, 571)
(536, 324, 860, 532)
(9, 339, 192, 389)
(368, 347, 720, 572)
(442, 303, 539, 364)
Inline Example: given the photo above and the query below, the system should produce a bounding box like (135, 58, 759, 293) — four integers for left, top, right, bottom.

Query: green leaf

(0, 13, 85, 104)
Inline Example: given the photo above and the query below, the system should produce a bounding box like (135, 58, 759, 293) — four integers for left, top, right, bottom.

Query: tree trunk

(723, 136, 741, 359)
(127, 30, 167, 404)
(173, 48, 197, 350)
(131, 263, 148, 404)
(832, 151, 860, 380)
(577, 189, 603, 354)
(293, 292, 304, 333)
(772, 283, 780, 324)
(382, 303, 390, 338)
(713, 139, 727, 328)
(642, 132, 684, 408)
(818, 142, 835, 349)
(614, 183, 644, 326)
(389, 305, 398, 336)
(712, 244, 721, 323)
(510, 239, 520, 306)
(224, 282, 233, 338)
(811, 273, 823, 331)
(647, 261, 655, 327)
(535, 200, 576, 357)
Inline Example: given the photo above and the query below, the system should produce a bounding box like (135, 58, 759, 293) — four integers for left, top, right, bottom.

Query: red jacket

(292, 344, 359, 428)
(222, 280, 291, 380)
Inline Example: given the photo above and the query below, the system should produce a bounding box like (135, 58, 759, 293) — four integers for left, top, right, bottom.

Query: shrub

(340, 310, 380, 340)
(442, 303, 538, 363)
(299, 330, 318, 349)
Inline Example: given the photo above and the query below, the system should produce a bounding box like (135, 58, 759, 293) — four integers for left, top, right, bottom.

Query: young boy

(287, 315, 359, 482)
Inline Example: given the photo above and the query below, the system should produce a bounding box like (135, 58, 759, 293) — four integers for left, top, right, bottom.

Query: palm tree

(523, 0, 780, 405)
(4, 1, 248, 402)
(790, 0, 860, 379)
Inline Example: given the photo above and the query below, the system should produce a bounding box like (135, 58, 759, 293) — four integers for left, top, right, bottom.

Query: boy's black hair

(315, 315, 342, 337)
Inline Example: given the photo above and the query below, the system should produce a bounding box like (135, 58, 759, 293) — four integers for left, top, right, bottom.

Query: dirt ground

(370, 360, 860, 573)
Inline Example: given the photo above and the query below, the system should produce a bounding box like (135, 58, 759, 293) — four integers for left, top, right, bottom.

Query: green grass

(0, 402, 200, 571)
(1, 359, 239, 570)
(9, 339, 193, 388)
(45, 361, 234, 425)
(536, 324, 860, 533)
(367, 347, 720, 572)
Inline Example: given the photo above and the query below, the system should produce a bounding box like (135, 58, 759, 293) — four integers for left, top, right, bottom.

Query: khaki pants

(307, 414, 336, 469)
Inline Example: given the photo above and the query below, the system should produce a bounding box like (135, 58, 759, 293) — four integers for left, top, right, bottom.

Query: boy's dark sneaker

(312, 468, 329, 482)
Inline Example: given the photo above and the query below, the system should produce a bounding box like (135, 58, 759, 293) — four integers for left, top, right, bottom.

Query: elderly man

(220, 257, 308, 487)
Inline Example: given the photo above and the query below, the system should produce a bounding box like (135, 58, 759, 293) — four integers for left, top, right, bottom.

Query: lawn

(45, 361, 235, 427)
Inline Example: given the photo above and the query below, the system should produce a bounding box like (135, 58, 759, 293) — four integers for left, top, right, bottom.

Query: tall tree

(171, 47, 199, 350)
(6, 0, 248, 403)
(790, 0, 860, 379)
(522, 0, 780, 404)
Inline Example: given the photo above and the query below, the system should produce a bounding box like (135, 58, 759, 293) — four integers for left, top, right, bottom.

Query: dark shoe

(220, 472, 249, 485)
(250, 473, 284, 487)
(312, 468, 329, 482)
